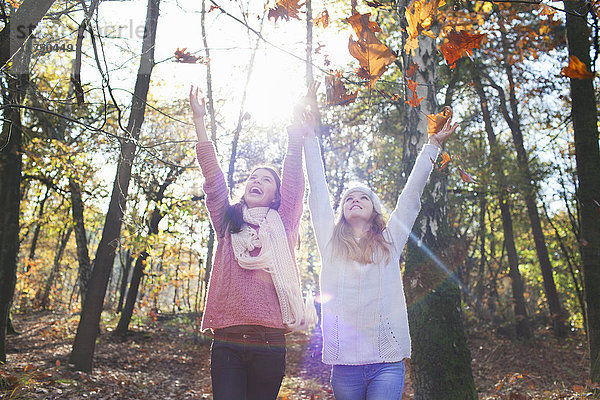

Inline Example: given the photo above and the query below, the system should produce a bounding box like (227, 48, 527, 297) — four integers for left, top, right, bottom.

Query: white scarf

(231, 206, 317, 331)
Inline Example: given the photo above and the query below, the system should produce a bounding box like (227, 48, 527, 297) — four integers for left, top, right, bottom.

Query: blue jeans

(330, 361, 406, 400)
(210, 326, 286, 400)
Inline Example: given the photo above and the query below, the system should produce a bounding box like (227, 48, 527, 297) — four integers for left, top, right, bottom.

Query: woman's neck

(347, 219, 370, 238)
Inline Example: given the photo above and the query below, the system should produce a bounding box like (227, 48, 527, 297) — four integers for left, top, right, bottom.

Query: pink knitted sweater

(196, 132, 305, 332)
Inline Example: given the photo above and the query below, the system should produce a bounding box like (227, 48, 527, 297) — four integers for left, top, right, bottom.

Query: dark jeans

(210, 325, 286, 400)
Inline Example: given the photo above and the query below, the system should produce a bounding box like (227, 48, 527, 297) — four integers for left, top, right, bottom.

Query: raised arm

(303, 128, 335, 252)
(279, 82, 321, 231)
(190, 86, 230, 236)
(387, 115, 457, 253)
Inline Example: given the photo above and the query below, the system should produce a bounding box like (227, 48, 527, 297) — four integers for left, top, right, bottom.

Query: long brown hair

(330, 211, 391, 264)
(220, 166, 282, 237)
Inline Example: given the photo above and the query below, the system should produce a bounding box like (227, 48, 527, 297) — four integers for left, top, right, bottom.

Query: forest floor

(0, 311, 596, 399)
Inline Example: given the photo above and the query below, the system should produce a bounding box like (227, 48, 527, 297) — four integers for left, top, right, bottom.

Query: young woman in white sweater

(303, 118, 456, 399)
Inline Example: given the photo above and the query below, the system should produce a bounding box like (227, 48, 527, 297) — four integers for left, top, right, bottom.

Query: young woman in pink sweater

(189, 86, 318, 400)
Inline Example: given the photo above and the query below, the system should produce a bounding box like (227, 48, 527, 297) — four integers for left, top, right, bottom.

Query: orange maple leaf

(404, 0, 445, 56)
(208, 5, 221, 12)
(174, 48, 204, 63)
(405, 78, 424, 107)
(438, 151, 453, 171)
(326, 74, 358, 106)
(346, 13, 397, 88)
(458, 167, 479, 184)
(313, 9, 329, 28)
(268, 0, 306, 22)
(440, 29, 486, 68)
(426, 106, 452, 136)
(561, 55, 594, 79)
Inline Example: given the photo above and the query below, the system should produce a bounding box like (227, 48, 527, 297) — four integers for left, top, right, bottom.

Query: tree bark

(564, 0, 600, 382)
(116, 250, 132, 313)
(475, 193, 487, 315)
(38, 226, 73, 310)
(0, 0, 55, 70)
(398, 20, 476, 399)
(69, 178, 92, 306)
(68, 0, 160, 373)
(471, 67, 532, 339)
(28, 185, 51, 262)
(0, 38, 31, 364)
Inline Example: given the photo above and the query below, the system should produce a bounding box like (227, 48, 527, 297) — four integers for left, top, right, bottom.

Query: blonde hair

(330, 211, 391, 265)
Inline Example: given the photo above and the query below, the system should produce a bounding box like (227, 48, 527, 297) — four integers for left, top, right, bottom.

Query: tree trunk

(28, 185, 51, 262)
(398, 24, 476, 399)
(115, 167, 182, 333)
(471, 67, 532, 339)
(39, 226, 73, 310)
(116, 250, 132, 313)
(475, 193, 487, 315)
(69, 178, 92, 306)
(0, 39, 31, 364)
(114, 252, 148, 334)
(488, 31, 569, 336)
(68, 0, 160, 373)
(564, 0, 600, 382)
(0, 0, 55, 69)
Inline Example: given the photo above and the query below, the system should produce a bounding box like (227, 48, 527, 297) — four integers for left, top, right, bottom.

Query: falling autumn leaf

(405, 78, 424, 107)
(313, 9, 329, 28)
(561, 55, 594, 79)
(346, 12, 381, 36)
(458, 167, 479, 184)
(404, 0, 445, 56)
(438, 151, 454, 171)
(426, 106, 452, 135)
(326, 74, 358, 106)
(539, 4, 556, 16)
(440, 29, 486, 68)
(346, 13, 397, 88)
(268, 0, 306, 22)
(406, 61, 419, 78)
(208, 5, 221, 12)
(174, 48, 204, 64)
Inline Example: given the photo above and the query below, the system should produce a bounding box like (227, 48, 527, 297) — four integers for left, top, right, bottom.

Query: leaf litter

(2, 312, 594, 399)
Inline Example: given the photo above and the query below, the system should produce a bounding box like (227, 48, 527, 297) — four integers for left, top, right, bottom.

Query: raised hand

(292, 81, 321, 129)
(189, 85, 208, 142)
(189, 85, 206, 119)
(429, 117, 457, 148)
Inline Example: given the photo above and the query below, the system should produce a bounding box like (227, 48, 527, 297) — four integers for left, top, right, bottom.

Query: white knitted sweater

(303, 137, 439, 365)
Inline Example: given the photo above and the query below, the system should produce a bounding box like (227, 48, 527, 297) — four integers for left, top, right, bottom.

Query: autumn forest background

(0, 0, 599, 398)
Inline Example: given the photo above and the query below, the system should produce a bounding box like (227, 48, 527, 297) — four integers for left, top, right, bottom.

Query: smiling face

(243, 168, 280, 209)
(342, 190, 375, 223)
